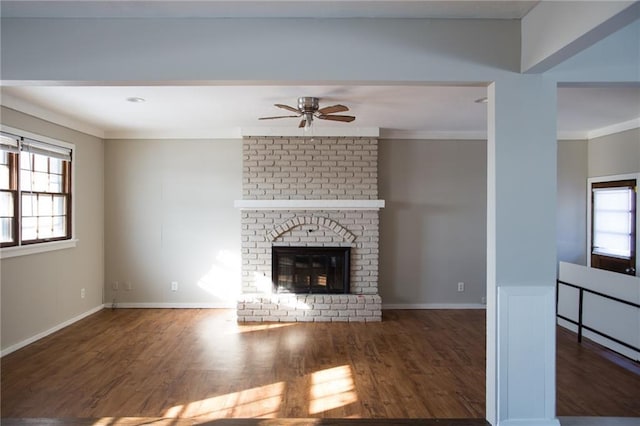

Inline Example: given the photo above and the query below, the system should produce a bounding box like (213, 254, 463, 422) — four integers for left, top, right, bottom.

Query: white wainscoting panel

(497, 285, 559, 426)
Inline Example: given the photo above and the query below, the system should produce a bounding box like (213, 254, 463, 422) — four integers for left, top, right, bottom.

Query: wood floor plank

(1, 308, 639, 423)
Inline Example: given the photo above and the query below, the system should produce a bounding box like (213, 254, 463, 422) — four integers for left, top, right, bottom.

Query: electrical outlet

(481, 296, 487, 305)
(171, 281, 178, 291)
(125, 281, 132, 291)
(80, 288, 85, 299)
(457, 282, 465, 292)
(112, 281, 119, 291)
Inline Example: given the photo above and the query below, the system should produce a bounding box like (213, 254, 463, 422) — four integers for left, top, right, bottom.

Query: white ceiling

(1, 1, 639, 140)
(2, 84, 639, 140)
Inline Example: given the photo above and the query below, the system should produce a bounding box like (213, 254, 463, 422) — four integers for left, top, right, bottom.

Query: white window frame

(587, 172, 640, 275)
(0, 125, 77, 259)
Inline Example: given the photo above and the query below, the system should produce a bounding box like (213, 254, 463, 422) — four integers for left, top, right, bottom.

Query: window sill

(0, 239, 78, 259)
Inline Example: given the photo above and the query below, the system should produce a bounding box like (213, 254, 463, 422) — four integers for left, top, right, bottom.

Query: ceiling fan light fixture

(304, 112, 313, 130)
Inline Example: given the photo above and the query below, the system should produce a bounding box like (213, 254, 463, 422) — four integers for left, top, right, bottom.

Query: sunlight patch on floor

(163, 381, 285, 420)
(308, 365, 358, 415)
(230, 322, 296, 334)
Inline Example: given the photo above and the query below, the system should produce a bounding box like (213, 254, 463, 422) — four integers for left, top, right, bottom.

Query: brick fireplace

(235, 136, 383, 322)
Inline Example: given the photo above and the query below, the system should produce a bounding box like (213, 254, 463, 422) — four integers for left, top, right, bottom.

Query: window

(0, 131, 72, 249)
(0, 133, 19, 246)
(590, 179, 636, 275)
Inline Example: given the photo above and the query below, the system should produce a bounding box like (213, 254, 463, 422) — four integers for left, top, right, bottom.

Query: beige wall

(378, 139, 487, 306)
(104, 139, 242, 306)
(557, 139, 588, 266)
(0, 107, 105, 352)
(588, 127, 640, 177)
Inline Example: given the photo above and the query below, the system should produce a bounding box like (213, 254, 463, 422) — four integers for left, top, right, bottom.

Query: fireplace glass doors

(272, 246, 350, 294)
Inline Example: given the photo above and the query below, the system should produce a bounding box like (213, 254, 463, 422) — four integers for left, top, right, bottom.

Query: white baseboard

(105, 302, 236, 309)
(498, 419, 560, 426)
(382, 303, 487, 309)
(1, 304, 104, 357)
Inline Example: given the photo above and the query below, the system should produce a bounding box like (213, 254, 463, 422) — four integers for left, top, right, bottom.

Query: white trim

(382, 303, 486, 309)
(107, 303, 236, 309)
(106, 128, 243, 140)
(1, 93, 105, 139)
(234, 199, 385, 210)
(586, 173, 640, 274)
(588, 118, 640, 140)
(498, 420, 560, 426)
(241, 127, 380, 138)
(1, 304, 103, 357)
(559, 118, 640, 141)
(380, 129, 487, 140)
(0, 238, 78, 259)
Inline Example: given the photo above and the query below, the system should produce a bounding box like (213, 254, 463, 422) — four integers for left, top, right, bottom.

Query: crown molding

(240, 127, 380, 138)
(380, 129, 487, 140)
(587, 117, 640, 140)
(1, 92, 105, 138)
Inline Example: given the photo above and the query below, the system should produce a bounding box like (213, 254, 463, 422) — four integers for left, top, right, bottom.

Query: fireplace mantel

(234, 199, 385, 210)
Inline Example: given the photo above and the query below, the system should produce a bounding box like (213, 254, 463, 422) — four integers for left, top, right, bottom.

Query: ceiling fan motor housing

(298, 97, 320, 113)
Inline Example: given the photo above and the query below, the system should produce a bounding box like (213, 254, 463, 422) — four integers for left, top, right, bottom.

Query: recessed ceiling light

(474, 97, 488, 104)
(126, 97, 146, 103)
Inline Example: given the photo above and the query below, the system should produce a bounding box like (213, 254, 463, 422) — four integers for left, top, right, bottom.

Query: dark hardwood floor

(1, 309, 638, 426)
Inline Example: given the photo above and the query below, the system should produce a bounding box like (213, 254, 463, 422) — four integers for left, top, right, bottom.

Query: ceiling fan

(259, 97, 356, 129)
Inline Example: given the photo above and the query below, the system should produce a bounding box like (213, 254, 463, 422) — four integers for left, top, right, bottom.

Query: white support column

(486, 77, 560, 426)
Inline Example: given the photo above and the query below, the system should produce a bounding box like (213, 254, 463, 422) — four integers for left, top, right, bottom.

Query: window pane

(50, 158, 62, 174)
(594, 232, 631, 257)
(594, 189, 632, 211)
(32, 171, 49, 192)
(53, 196, 66, 215)
(52, 216, 66, 237)
(20, 154, 31, 171)
(20, 170, 32, 191)
(38, 194, 53, 216)
(22, 216, 37, 240)
(594, 211, 632, 234)
(38, 216, 53, 238)
(49, 174, 62, 193)
(33, 153, 48, 172)
(0, 192, 14, 216)
(0, 165, 9, 190)
(0, 218, 13, 243)
(22, 194, 36, 217)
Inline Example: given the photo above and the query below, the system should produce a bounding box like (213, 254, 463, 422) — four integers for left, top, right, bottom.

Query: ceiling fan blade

(259, 115, 300, 120)
(275, 104, 301, 114)
(298, 119, 306, 128)
(318, 114, 356, 122)
(317, 104, 349, 114)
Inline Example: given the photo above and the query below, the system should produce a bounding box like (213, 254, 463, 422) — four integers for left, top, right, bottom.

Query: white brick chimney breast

(235, 136, 384, 322)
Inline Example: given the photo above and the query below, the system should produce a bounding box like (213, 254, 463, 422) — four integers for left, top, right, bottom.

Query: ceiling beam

(521, 1, 640, 73)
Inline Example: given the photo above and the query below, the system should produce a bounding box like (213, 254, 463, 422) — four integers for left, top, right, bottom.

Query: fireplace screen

(272, 246, 350, 294)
